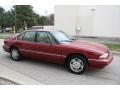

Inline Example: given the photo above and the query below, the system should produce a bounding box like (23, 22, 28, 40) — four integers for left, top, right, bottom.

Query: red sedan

(3, 30, 113, 74)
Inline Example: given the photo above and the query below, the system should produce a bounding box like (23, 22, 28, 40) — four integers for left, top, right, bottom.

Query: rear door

(16, 31, 36, 59)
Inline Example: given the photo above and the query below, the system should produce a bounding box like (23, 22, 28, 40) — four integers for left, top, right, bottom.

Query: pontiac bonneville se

(3, 30, 113, 74)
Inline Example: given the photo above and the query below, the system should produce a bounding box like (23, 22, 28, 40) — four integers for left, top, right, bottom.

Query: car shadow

(20, 58, 105, 76)
(5, 54, 66, 72)
(85, 68, 103, 75)
(5, 54, 104, 76)
(25, 58, 65, 70)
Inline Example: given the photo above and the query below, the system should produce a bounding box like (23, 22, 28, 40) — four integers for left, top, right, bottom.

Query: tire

(10, 47, 21, 61)
(66, 55, 88, 74)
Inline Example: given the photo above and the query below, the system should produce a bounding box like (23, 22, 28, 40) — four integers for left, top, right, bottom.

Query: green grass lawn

(104, 43, 120, 52)
(0, 33, 14, 39)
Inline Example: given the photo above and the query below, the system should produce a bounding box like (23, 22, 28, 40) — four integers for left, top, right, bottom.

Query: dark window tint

(23, 31, 36, 42)
(36, 32, 50, 44)
(17, 33, 24, 40)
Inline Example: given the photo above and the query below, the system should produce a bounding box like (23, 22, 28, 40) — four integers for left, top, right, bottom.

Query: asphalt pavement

(0, 39, 120, 85)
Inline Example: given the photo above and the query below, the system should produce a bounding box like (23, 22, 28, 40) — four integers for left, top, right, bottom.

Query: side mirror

(45, 40, 53, 46)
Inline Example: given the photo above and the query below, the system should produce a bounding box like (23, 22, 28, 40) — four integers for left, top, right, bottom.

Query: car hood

(63, 40, 109, 54)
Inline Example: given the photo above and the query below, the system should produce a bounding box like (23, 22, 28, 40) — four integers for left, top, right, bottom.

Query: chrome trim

(88, 59, 109, 62)
(20, 49, 66, 57)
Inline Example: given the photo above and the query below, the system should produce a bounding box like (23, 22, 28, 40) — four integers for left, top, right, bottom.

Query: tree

(0, 5, 54, 31)
(47, 14, 54, 25)
(3, 11, 14, 28)
(41, 14, 54, 25)
(0, 7, 4, 14)
(0, 7, 5, 29)
(0, 7, 15, 29)
(12, 5, 38, 30)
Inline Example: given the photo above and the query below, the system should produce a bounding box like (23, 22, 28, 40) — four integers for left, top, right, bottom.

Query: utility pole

(44, 10, 48, 26)
(15, 5, 17, 31)
(24, 21, 27, 31)
(13, 5, 16, 35)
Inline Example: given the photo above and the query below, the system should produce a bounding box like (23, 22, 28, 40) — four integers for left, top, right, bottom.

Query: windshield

(51, 31, 72, 43)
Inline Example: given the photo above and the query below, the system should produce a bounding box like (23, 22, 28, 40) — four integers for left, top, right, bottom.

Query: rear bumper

(88, 52, 113, 68)
(3, 45, 10, 53)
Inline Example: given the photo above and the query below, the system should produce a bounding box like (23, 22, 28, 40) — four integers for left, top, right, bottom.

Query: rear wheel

(66, 55, 88, 74)
(10, 47, 21, 61)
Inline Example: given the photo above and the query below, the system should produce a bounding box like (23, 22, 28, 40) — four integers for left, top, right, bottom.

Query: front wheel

(66, 55, 88, 74)
(10, 47, 21, 61)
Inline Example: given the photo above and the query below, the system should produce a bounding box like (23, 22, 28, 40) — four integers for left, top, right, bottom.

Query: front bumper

(88, 52, 113, 68)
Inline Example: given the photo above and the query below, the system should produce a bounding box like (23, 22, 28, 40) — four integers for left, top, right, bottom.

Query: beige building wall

(54, 5, 120, 37)
(54, 5, 77, 35)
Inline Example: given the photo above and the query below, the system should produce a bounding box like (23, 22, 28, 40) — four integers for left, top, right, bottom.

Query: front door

(34, 31, 64, 64)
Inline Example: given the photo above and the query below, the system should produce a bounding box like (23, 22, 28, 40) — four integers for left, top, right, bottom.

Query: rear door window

(23, 31, 36, 42)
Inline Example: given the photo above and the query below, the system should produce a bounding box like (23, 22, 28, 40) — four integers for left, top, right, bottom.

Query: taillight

(4, 40, 8, 44)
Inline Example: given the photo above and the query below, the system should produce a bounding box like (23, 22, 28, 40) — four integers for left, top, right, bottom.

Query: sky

(0, 0, 119, 16)
(0, 5, 54, 16)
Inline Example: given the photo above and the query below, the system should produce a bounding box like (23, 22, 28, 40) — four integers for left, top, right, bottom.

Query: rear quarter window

(17, 33, 25, 40)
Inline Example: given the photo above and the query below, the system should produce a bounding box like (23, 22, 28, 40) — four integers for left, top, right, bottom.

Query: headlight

(99, 53, 109, 59)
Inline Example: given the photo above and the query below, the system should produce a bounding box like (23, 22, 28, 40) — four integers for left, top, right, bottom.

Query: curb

(111, 51, 120, 56)
(0, 63, 44, 85)
(0, 77, 19, 85)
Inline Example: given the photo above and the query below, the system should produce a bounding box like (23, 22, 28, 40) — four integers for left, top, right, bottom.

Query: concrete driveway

(0, 39, 120, 85)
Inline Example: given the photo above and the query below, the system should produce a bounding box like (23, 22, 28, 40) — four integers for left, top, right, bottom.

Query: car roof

(26, 29, 54, 32)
